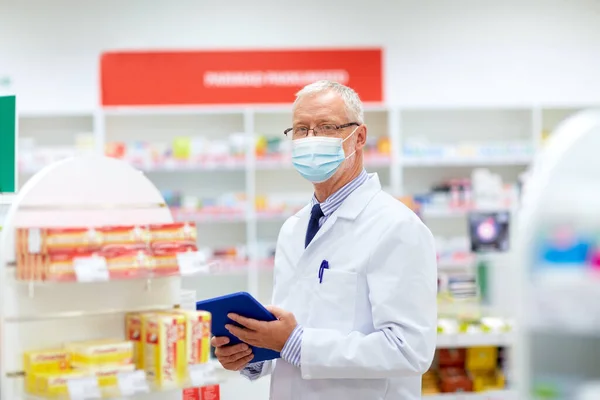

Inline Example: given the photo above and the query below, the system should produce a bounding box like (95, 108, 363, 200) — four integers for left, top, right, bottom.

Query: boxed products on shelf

(194, 242, 276, 273)
(435, 236, 473, 267)
(424, 342, 508, 395)
(411, 169, 521, 215)
(438, 317, 513, 337)
(24, 309, 212, 398)
(15, 222, 198, 281)
(438, 271, 478, 303)
(255, 193, 308, 217)
(403, 139, 533, 162)
(165, 191, 247, 221)
(18, 134, 96, 174)
(106, 134, 249, 169)
(535, 224, 600, 271)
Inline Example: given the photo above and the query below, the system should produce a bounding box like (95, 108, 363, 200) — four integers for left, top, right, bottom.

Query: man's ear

(356, 124, 367, 150)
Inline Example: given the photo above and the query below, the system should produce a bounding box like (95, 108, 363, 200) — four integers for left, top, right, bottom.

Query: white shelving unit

(14, 104, 594, 322)
(0, 156, 218, 399)
(12, 104, 597, 398)
(436, 333, 514, 349)
(514, 109, 600, 399)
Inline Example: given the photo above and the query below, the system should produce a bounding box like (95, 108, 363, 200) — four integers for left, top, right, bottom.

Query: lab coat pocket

(309, 270, 358, 333)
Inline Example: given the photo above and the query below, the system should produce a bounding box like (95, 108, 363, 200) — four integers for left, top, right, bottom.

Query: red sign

(100, 48, 383, 106)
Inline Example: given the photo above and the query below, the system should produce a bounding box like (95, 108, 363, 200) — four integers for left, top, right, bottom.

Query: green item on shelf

(533, 383, 559, 399)
(0, 95, 16, 193)
(172, 137, 192, 160)
(267, 137, 281, 153)
(477, 259, 490, 305)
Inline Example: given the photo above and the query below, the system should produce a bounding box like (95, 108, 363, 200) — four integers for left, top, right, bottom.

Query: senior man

(211, 80, 437, 399)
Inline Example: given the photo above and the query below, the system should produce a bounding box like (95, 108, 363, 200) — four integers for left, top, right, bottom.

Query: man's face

(292, 92, 360, 181)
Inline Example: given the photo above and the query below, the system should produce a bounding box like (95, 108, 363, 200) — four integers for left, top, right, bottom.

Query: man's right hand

(211, 336, 254, 371)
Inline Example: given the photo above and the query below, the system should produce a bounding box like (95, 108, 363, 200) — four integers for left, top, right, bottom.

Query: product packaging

(32, 370, 92, 397)
(66, 339, 133, 368)
(98, 225, 148, 253)
(183, 384, 221, 400)
(16, 227, 103, 255)
(23, 349, 71, 394)
(173, 310, 212, 365)
(144, 313, 187, 388)
(149, 223, 197, 252)
(125, 312, 145, 370)
(465, 346, 497, 371)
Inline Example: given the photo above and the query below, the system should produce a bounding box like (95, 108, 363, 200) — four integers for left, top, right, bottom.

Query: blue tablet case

(196, 291, 281, 363)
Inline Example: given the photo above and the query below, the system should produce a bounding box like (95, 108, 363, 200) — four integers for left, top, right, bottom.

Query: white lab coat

(259, 174, 437, 400)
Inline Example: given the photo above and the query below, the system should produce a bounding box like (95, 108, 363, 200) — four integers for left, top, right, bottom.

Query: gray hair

(293, 80, 364, 124)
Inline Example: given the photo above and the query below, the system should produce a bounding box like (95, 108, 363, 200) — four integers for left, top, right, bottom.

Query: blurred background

(2, 0, 600, 399)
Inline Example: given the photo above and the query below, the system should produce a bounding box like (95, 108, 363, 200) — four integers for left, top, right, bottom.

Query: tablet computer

(196, 291, 281, 363)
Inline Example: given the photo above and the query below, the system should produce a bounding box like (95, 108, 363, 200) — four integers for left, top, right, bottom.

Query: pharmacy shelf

(421, 207, 514, 219)
(436, 332, 514, 348)
(513, 110, 600, 399)
(21, 362, 222, 400)
(171, 208, 247, 223)
(526, 269, 600, 335)
(403, 156, 532, 167)
(438, 257, 475, 270)
(0, 194, 16, 205)
(0, 156, 207, 400)
(424, 390, 516, 400)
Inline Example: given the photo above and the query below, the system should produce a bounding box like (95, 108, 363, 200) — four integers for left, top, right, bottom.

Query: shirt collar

(311, 169, 369, 217)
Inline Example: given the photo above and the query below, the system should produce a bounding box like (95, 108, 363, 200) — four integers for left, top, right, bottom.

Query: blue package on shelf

(538, 231, 590, 267)
(196, 292, 281, 363)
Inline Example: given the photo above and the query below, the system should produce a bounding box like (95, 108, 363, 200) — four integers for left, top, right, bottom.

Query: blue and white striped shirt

(241, 169, 369, 380)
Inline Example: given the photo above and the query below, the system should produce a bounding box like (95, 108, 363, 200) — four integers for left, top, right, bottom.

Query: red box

(183, 385, 220, 400)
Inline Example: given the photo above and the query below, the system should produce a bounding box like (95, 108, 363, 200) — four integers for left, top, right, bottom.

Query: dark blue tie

(305, 203, 324, 248)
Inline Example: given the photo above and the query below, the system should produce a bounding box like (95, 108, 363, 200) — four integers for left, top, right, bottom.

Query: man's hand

(225, 306, 297, 352)
(211, 336, 254, 371)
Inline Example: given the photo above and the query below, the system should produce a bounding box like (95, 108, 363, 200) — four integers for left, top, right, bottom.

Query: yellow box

(126, 312, 146, 370)
(466, 346, 498, 371)
(33, 370, 92, 398)
(66, 339, 133, 368)
(173, 310, 212, 364)
(23, 349, 70, 394)
(471, 369, 506, 392)
(144, 313, 187, 388)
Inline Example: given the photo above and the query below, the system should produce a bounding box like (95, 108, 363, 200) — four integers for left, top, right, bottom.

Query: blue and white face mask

(291, 127, 358, 183)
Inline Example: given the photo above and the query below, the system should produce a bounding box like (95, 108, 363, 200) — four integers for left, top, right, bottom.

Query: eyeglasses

(283, 122, 360, 139)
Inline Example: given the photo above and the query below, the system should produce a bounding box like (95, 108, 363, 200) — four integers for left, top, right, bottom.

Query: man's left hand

(225, 306, 297, 352)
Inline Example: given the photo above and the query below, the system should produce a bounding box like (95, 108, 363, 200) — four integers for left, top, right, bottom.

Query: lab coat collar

(293, 173, 382, 220)
(335, 173, 381, 220)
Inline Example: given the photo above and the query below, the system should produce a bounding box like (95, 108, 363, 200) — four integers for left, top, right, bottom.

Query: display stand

(514, 109, 600, 399)
(0, 155, 218, 399)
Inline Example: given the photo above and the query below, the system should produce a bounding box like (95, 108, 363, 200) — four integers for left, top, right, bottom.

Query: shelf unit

(0, 156, 218, 399)
(14, 104, 594, 312)
(13, 104, 595, 398)
(15, 105, 592, 307)
(514, 109, 600, 399)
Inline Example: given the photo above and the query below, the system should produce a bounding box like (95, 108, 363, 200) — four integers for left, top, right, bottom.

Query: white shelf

(421, 207, 512, 218)
(0, 194, 16, 205)
(438, 257, 475, 270)
(424, 391, 516, 400)
(436, 332, 514, 348)
(0, 157, 185, 399)
(403, 155, 532, 167)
